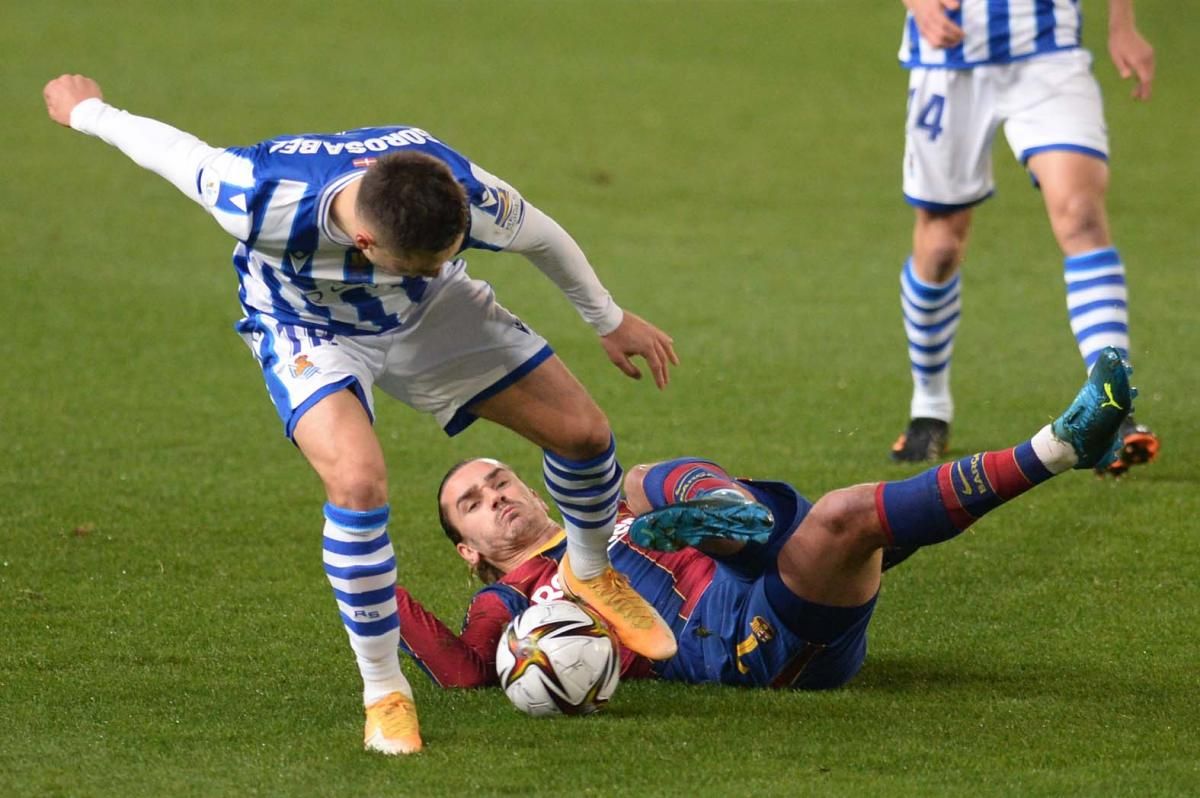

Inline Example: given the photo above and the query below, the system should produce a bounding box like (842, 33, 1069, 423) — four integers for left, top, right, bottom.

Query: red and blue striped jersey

(395, 501, 716, 687)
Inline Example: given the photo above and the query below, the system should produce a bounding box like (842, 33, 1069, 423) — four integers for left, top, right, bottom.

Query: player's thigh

(293, 388, 389, 509)
(904, 66, 1001, 209)
(236, 314, 387, 505)
(1001, 50, 1109, 166)
(470, 356, 610, 458)
(775, 487, 884, 608)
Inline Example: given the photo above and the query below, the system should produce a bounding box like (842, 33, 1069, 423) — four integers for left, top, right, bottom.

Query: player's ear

(353, 229, 375, 251)
(455, 542, 480, 567)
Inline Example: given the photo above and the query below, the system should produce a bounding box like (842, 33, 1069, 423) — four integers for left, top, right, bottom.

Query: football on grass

(496, 600, 620, 717)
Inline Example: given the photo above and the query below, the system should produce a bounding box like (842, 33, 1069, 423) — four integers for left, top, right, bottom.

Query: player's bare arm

(903, 0, 964, 48)
(1107, 0, 1154, 101)
(43, 74, 103, 126)
(600, 311, 679, 390)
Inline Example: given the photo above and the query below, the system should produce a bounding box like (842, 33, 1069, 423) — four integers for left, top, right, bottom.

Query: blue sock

(876, 442, 1054, 548)
(642, 457, 740, 508)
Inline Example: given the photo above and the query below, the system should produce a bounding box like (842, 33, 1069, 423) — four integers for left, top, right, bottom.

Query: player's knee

(623, 465, 652, 514)
(807, 488, 875, 549)
(556, 410, 613, 461)
(914, 239, 964, 280)
(324, 467, 388, 510)
(1051, 195, 1109, 250)
(914, 211, 969, 280)
(623, 464, 649, 495)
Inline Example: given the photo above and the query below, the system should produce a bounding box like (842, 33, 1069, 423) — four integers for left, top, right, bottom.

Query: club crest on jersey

(289, 355, 319, 379)
(750, 616, 775, 644)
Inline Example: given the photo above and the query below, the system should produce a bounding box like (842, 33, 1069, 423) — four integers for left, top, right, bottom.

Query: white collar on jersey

(318, 169, 367, 247)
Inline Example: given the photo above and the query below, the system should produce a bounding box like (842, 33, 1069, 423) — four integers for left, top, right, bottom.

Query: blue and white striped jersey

(197, 126, 527, 335)
(899, 0, 1083, 69)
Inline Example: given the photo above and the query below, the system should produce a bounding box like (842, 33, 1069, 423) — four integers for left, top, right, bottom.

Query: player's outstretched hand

(600, 311, 679, 390)
(904, 0, 964, 48)
(44, 74, 103, 126)
(1109, 27, 1154, 101)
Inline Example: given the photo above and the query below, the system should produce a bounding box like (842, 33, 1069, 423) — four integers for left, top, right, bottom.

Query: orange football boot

(559, 553, 677, 661)
(364, 692, 423, 755)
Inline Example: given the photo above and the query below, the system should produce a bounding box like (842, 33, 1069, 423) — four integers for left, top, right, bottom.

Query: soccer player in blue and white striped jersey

(890, 0, 1159, 475)
(44, 74, 681, 755)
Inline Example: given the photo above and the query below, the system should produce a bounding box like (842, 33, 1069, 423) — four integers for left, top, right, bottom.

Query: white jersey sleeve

(68, 98, 254, 240)
(464, 162, 527, 251)
(504, 201, 623, 336)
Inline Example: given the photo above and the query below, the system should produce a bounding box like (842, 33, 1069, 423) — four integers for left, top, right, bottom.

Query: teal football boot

(1052, 346, 1136, 470)
(629, 496, 775, 552)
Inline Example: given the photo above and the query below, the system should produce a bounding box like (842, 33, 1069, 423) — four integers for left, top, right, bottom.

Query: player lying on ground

(397, 348, 1133, 689)
(43, 74, 679, 755)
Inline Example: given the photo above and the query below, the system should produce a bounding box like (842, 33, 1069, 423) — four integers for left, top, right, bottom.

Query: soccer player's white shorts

(903, 49, 1109, 211)
(236, 269, 552, 439)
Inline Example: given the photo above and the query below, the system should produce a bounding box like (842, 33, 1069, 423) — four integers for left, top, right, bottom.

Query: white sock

(1064, 247, 1130, 373)
(1030, 424, 1078, 474)
(901, 257, 960, 423)
(543, 441, 622, 580)
(322, 503, 411, 706)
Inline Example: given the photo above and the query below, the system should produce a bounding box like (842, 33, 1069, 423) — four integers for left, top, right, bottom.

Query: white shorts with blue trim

(903, 49, 1109, 210)
(236, 268, 551, 439)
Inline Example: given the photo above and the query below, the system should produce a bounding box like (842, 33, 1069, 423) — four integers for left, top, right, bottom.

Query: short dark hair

(437, 459, 503, 586)
(356, 151, 469, 255)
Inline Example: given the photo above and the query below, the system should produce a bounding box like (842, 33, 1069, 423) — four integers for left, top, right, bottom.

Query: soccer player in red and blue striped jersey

(398, 349, 1133, 691)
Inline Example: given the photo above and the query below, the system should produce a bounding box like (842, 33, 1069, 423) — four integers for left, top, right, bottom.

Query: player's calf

(878, 347, 1134, 551)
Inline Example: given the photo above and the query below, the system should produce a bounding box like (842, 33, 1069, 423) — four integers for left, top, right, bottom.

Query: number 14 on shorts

(908, 89, 946, 142)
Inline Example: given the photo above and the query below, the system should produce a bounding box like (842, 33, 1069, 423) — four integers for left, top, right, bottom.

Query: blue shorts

(661, 480, 877, 690)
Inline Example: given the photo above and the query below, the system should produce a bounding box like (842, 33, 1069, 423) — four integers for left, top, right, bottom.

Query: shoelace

(373, 697, 419, 736)
(583, 571, 655, 630)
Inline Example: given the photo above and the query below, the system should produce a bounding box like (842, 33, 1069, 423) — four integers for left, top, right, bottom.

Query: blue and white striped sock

(1064, 247, 1130, 371)
(901, 257, 960, 422)
(543, 437, 622, 580)
(322, 503, 410, 705)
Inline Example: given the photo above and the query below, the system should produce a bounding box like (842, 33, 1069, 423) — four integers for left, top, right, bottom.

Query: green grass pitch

(3, 2, 1198, 795)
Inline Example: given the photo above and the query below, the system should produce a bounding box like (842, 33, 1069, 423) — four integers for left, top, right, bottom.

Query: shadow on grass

(852, 651, 1171, 704)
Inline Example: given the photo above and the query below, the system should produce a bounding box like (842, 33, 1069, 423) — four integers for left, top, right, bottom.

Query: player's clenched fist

(44, 74, 103, 126)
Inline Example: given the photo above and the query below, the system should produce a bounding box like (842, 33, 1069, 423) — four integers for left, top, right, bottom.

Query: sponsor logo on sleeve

(478, 186, 524, 233)
(200, 167, 221, 207)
